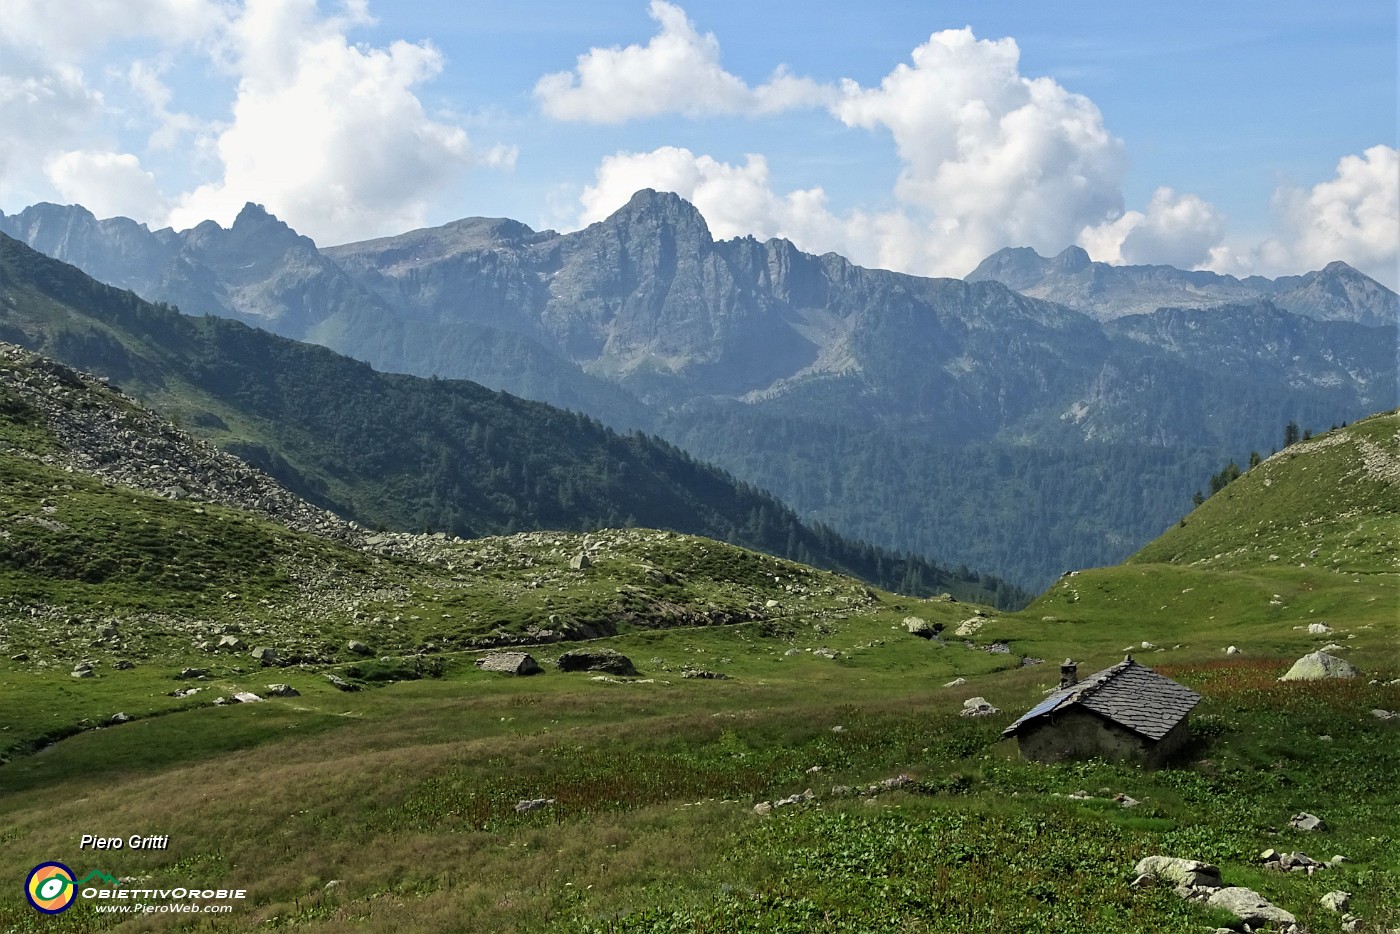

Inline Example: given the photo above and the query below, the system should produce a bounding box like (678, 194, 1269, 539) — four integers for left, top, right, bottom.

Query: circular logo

(26, 862, 76, 914)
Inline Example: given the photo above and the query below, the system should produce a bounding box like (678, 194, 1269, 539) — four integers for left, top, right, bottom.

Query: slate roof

(1002, 657, 1201, 742)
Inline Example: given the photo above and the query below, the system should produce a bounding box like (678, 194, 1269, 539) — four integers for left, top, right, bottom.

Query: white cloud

(573, 27, 1132, 279)
(535, 0, 831, 123)
(830, 28, 1127, 277)
(1266, 145, 1398, 282)
(0, 61, 103, 196)
(1079, 187, 1227, 268)
(0, 0, 507, 244)
(166, 0, 507, 245)
(0, 0, 228, 58)
(125, 61, 210, 152)
(44, 150, 170, 220)
(1203, 146, 1399, 288)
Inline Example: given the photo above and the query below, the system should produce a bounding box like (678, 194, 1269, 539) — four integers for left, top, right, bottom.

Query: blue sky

(1, 0, 1395, 285)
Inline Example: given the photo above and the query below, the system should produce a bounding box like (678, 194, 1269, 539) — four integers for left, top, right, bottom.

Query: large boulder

(1133, 856, 1223, 889)
(557, 648, 637, 676)
(475, 652, 542, 676)
(1205, 887, 1297, 927)
(1279, 651, 1357, 681)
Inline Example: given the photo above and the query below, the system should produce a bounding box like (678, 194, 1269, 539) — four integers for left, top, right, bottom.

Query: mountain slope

(1131, 409, 1400, 573)
(4, 196, 1394, 591)
(0, 232, 1023, 606)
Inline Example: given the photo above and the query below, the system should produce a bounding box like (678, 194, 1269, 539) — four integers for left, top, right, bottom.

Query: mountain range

(2, 194, 1394, 589)
(0, 231, 1020, 606)
(966, 244, 1397, 325)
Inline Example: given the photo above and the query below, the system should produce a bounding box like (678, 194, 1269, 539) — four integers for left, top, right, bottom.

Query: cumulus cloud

(830, 28, 1127, 276)
(1078, 187, 1227, 269)
(574, 27, 1133, 278)
(0, 0, 507, 245)
(1201, 146, 1399, 288)
(45, 150, 170, 220)
(166, 0, 509, 245)
(535, 0, 831, 122)
(1263, 145, 1398, 283)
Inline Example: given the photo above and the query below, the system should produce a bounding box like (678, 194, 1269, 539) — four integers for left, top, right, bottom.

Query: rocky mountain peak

(1050, 245, 1092, 274)
(227, 202, 314, 250)
(965, 246, 1050, 289)
(605, 189, 714, 245)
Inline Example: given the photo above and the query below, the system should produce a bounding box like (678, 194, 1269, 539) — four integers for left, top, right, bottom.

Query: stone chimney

(1060, 658, 1078, 689)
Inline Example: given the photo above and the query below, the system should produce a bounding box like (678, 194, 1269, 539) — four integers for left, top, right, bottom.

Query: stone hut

(1001, 656, 1200, 766)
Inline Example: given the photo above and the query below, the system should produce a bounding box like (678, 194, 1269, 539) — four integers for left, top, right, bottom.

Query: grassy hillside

(1, 389, 1396, 930)
(0, 232, 1025, 606)
(1133, 409, 1400, 573)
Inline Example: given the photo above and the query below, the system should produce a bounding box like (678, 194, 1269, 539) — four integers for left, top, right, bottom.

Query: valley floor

(2, 567, 1397, 933)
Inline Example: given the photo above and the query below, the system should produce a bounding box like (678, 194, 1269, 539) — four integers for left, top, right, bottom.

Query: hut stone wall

(1015, 708, 1189, 766)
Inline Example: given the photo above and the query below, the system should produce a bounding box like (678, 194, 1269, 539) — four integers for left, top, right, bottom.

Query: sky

(1, 0, 1395, 286)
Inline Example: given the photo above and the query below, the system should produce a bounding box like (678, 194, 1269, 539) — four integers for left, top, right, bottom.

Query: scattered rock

(1371, 708, 1397, 720)
(347, 640, 373, 656)
(568, 552, 591, 570)
(515, 798, 556, 813)
(177, 667, 207, 680)
(943, 677, 967, 687)
(867, 774, 915, 793)
(1279, 651, 1357, 681)
(557, 648, 637, 676)
(10, 653, 29, 662)
(113, 659, 134, 670)
(960, 696, 1000, 717)
(1307, 622, 1332, 635)
(954, 618, 984, 637)
(265, 683, 299, 697)
(682, 669, 729, 680)
(250, 646, 278, 666)
(106, 712, 131, 725)
(475, 652, 542, 676)
(325, 673, 358, 691)
(1225, 645, 1239, 655)
(1204, 887, 1296, 928)
(1320, 891, 1351, 913)
(1132, 856, 1223, 889)
(70, 664, 94, 679)
(813, 647, 838, 659)
(1289, 812, 1327, 832)
(903, 617, 942, 639)
(217, 635, 246, 651)
(232, 692, 263, 703)
(754, 789, 815, 814)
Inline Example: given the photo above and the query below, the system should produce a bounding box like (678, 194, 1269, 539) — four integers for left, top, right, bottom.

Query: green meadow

(1, 412, 1397, 932)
